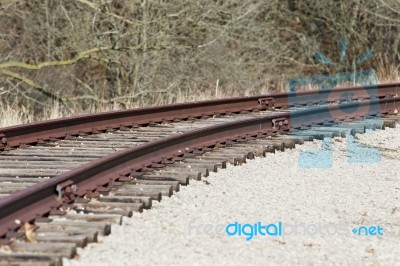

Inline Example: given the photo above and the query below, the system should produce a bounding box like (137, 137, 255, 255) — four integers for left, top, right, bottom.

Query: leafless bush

(0, 0, 399, 122)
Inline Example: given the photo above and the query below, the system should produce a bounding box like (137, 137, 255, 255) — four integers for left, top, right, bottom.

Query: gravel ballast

(64, 125, 400, 266)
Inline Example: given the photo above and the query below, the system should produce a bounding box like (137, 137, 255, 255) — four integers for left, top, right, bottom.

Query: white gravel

(64, 125, 400, 266)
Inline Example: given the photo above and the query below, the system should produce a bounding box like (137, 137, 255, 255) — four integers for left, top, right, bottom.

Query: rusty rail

(1, 82, 399, 150)
(1, 96, 399, 239)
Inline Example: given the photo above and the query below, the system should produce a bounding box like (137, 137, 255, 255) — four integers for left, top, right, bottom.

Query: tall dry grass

(376, 62, 400, 83)
(0, 67, 398, 128)
(0, 103, 32, 127)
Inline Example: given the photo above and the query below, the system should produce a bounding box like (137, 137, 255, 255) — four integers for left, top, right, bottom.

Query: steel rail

(0, 96, 399, 239)
(1, 82, 399, 150)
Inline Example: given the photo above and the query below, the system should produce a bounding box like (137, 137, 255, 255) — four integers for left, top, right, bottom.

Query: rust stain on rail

(0, 82, 398, 150)
(0, 96, 399, 239)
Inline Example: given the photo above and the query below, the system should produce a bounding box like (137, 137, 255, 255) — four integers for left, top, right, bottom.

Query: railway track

(0, 83, 399, 266)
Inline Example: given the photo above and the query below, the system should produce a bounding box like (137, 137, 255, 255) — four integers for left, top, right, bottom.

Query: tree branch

(0, 69, 66, 104)
(0, 46, 111, 70)
(75, 0, 135, 25)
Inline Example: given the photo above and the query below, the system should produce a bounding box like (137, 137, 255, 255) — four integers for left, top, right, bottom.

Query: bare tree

(0, 0, 398, 118)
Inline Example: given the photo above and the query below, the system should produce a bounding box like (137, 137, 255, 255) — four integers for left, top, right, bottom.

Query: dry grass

(0, 67, 398, 128)
(0, 102, 118, 128)
(0, 103, 33, 127)
(376, 63, 400, 83)
(0, 80, 258, 127)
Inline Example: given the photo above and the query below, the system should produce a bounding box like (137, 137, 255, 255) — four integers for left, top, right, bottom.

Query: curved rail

(0, 95, 399, 239)
(1, 82, 399, 150)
